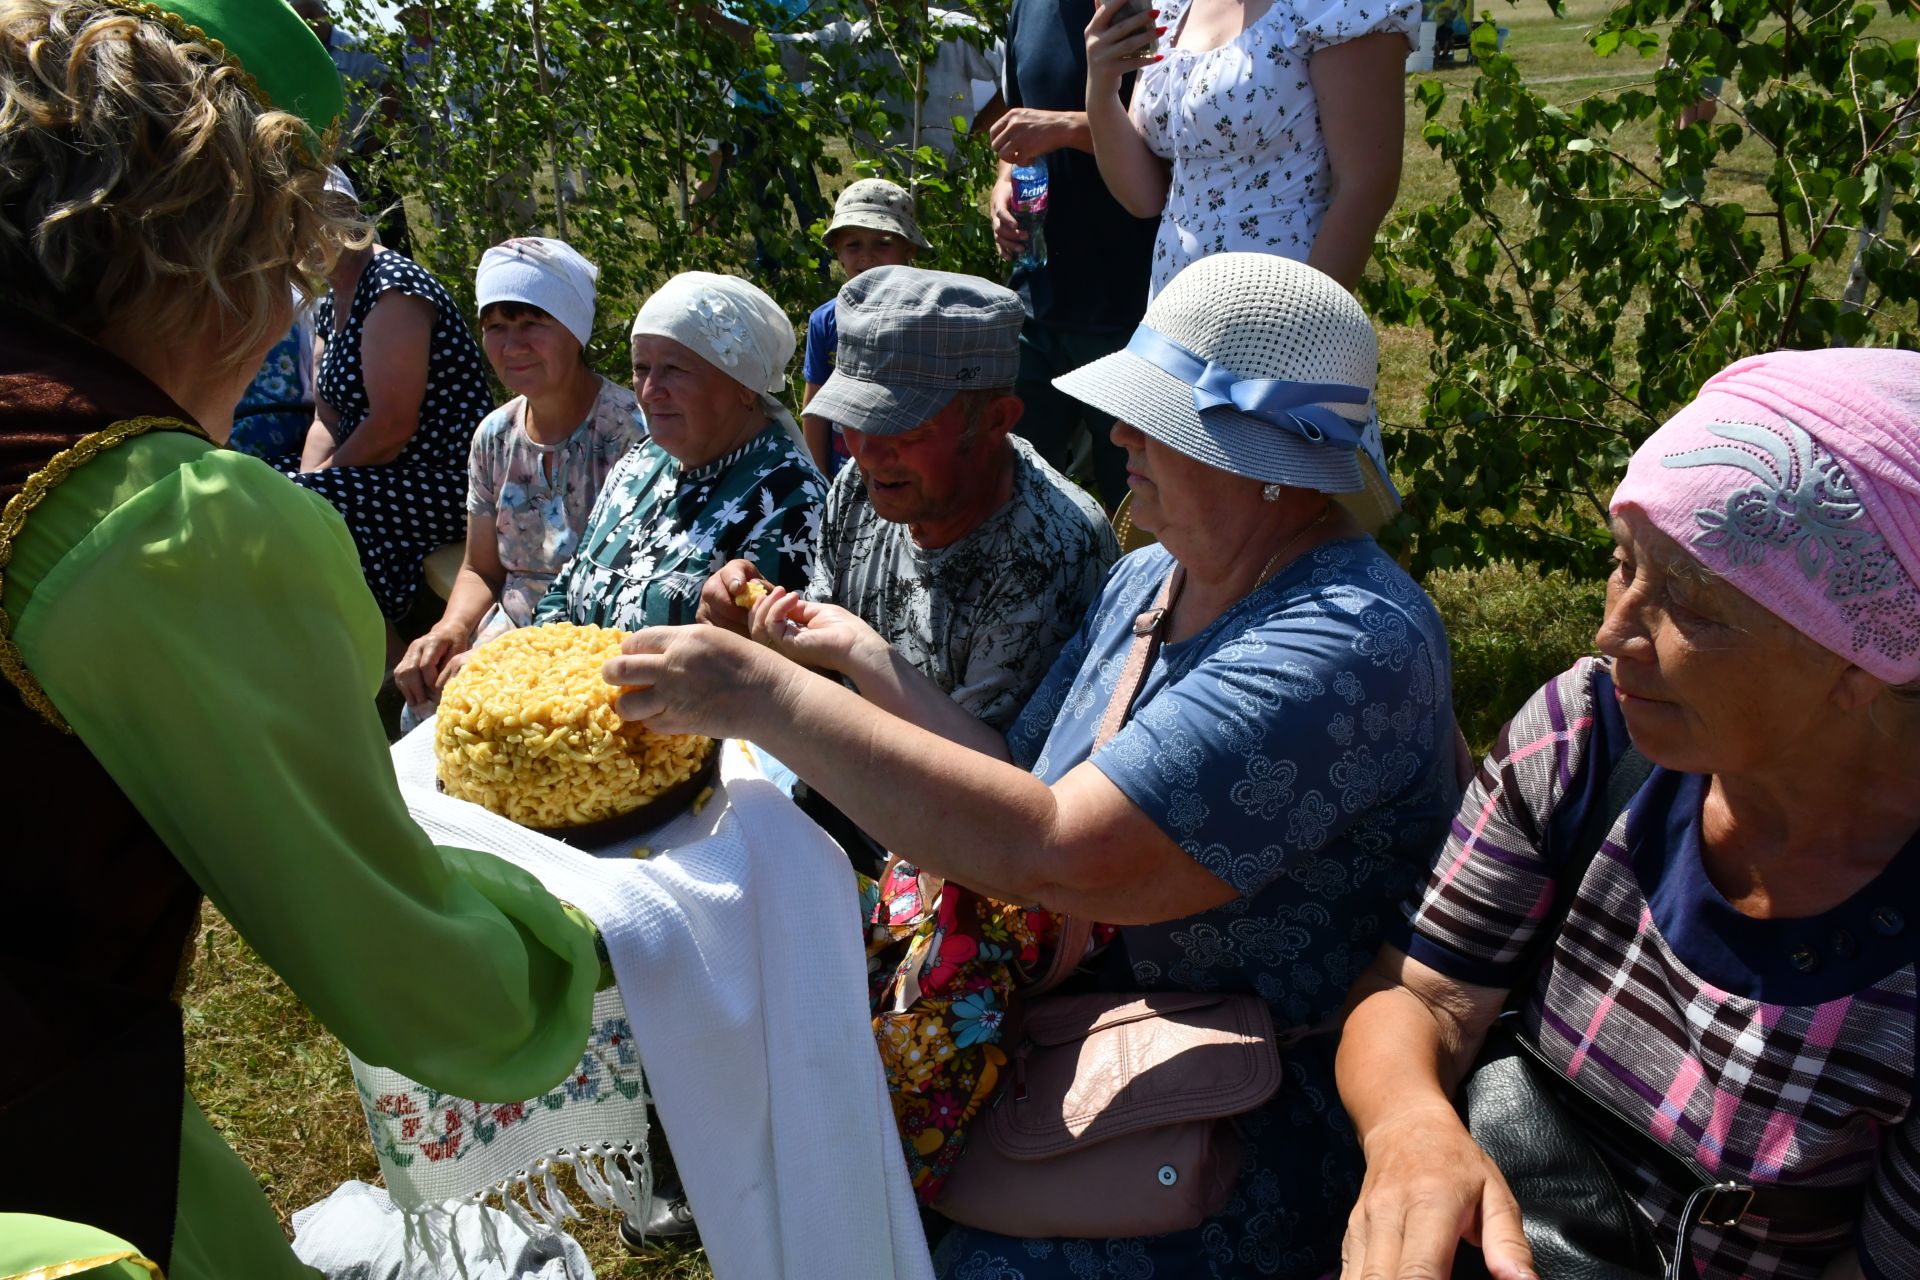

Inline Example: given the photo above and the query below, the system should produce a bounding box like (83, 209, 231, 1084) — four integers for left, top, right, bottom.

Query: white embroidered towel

(389, 728, 932, 1280)
(348, 983, 649, 1239)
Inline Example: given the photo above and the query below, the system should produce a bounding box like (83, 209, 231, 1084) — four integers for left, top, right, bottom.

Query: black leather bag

(1452, 1022, 1666, 1280)
(1453, 747, 1664, 1280)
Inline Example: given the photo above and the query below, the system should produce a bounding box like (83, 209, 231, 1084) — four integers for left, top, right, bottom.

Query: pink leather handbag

(935, 989, 1281, 1238)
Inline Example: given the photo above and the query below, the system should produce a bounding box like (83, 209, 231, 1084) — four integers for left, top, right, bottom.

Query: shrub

(1427, 561, 1606, 752)
(1367, 0, 1920, 579)
(333, 0, 1006, 380)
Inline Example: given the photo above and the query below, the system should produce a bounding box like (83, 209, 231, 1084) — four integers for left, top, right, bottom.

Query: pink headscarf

(1610, 348, 1920, 684)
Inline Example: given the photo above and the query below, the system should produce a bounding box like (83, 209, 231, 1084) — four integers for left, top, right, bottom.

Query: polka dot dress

(280, 250, 493, 620)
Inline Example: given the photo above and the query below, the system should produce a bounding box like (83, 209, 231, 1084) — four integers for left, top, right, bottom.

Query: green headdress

(109, 0, 345, 128)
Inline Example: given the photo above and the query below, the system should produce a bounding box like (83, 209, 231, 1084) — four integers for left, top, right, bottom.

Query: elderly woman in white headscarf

(533, 271, 826, 629)
(393, 236, 645, 715)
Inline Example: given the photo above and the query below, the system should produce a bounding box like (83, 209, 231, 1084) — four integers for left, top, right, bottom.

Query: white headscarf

(630, 272, 804, 451)
(476, 237, 599, 349)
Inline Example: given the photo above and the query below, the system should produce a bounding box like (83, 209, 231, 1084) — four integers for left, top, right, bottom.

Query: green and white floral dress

(534, 422, 826, 629)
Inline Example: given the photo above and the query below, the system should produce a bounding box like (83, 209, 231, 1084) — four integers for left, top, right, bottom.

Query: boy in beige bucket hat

(802, 179, 931, 474)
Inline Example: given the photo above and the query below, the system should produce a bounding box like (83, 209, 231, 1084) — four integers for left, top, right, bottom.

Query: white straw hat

(1053, 253, 1401, 531)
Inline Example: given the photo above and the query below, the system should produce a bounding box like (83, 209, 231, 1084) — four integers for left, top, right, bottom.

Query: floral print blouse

(465, 376, 643, 643)
(1131, 0, 1418, 297)
(533, 421, 826, 630)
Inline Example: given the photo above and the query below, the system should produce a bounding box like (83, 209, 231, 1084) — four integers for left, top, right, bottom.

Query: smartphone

(1116, 0, 1157, 58)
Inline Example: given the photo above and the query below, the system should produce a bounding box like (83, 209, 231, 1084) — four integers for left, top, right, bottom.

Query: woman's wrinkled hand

(1342, 1106, 1537, 1280)
(745, 587, 885, 678)
(1085, 0, 1161, 100)
(393, 625, 467, 712)
(603, 624, 782, 740)
(695, 558, 763, 633)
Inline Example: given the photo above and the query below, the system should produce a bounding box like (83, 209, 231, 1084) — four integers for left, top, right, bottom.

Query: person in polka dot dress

(282, 190, 492, 641)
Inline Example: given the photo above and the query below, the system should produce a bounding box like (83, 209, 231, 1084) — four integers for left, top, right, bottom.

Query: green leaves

(1365, 0, 1920, 579)
(338, 0, 1007, 388)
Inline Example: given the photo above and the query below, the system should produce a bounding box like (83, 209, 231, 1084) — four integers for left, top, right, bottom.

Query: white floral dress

(1130, 0, 1418, 297)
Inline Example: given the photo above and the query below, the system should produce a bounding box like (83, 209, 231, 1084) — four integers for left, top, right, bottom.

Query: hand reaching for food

(745, 588, 887, 679)
(694, 558, 764, 632)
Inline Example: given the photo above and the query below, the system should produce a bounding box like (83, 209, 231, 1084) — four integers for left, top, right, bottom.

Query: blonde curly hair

(0, 0, 370, 370)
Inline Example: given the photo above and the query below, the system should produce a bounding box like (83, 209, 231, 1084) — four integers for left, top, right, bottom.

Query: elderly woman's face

(1110, 419, 1251, 539)
(482, 306, 582, 401)
(1596, 509, 1853, 774)
(631, 334, 757, 467)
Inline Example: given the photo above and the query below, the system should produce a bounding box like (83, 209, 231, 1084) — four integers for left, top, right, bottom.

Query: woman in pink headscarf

(1335, 349, 1920, 1280)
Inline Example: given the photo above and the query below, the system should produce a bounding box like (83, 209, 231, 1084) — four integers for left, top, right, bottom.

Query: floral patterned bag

(861, 858, 1114, 1202)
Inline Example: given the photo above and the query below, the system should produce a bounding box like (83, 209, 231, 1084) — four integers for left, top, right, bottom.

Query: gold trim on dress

(4, 1250, 164, 1280)
(0, 415, 209, 733)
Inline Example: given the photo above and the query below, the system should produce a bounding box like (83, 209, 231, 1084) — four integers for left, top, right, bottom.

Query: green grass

(184, 914, 718, 1278)
(180, 4, 1720, 1271)
(1426, 562, 1607, 752)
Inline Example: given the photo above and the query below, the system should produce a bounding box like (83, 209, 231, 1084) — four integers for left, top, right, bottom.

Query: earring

(1262, 483, 1283, 502)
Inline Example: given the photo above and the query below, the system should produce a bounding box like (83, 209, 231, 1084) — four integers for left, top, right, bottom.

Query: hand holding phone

(1086, 0, 1163, 90)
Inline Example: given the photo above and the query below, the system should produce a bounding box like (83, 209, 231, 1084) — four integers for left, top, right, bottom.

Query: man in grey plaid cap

(701, 265, 1116, 864)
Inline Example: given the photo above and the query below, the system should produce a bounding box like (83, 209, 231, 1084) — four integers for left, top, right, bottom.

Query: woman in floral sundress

(1082, 0, 1417, 295)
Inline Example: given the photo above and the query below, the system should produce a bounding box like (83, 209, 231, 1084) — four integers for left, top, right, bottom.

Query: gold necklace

(1252, 502, 1332, 590)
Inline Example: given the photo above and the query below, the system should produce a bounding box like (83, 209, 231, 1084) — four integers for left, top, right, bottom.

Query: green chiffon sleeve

(7, 436, 596, 1104)
(0, 1214, 161, 1279)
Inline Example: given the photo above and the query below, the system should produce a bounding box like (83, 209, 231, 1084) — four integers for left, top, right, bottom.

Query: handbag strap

(1029, 566, 1184, 997)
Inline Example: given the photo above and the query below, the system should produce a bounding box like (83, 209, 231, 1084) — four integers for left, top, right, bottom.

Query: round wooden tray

(528, 741, 720, 847)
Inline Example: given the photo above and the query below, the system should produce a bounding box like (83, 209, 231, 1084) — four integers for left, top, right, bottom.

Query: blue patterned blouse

(934, 538, 1459, 1280)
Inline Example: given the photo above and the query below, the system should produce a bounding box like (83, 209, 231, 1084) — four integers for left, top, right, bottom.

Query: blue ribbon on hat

(1125, 325, 1372, 450)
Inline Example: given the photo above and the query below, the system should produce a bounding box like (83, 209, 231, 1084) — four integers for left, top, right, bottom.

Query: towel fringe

(373, 1137, 653, 1271)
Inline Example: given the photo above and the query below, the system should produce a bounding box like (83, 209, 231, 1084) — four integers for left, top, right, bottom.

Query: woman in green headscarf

(0, 3, 601, 1275)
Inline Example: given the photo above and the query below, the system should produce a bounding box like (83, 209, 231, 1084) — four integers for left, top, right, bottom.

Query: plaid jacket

(1398, 656, 1920, 1280)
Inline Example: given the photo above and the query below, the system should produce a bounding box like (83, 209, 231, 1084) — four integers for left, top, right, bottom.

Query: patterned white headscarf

(476, 237, 599, 348)
(630, 272, 804, 452)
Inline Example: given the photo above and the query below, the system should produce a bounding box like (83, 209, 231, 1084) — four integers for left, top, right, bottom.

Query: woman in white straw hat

(533, 270, 826, 630)
(602, 253, 1459, 1278)
(393, 236, 643, 717)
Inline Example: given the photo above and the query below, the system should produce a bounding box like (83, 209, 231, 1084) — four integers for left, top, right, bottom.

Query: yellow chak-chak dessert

(435, 623, 713, 829)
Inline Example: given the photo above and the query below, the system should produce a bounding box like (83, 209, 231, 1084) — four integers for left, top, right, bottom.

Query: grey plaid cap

(804, 266, 1023, 437)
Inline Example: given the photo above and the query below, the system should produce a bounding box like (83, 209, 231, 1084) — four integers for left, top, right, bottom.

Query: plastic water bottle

(1011, 158, 1050, 272)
